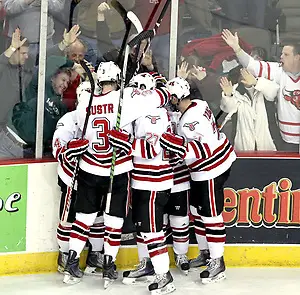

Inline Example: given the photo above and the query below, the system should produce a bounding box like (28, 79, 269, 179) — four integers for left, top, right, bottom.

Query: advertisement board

(0, 165, 28, 253)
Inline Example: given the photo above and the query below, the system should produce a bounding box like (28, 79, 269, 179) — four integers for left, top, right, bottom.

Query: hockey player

(159, 77, 236, 284)
(222, 29, 300, 152)
(165, 109, 191, 275)
(52, 81, 105, 279)
(63, 62, 171, 286)
(108, 72, 176, 294)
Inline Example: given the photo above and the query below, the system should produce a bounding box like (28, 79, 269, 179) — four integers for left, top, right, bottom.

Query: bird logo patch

(183, 121, 199, 131)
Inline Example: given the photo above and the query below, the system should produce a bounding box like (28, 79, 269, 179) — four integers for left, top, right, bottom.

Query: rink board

(0, 155, 300, 275)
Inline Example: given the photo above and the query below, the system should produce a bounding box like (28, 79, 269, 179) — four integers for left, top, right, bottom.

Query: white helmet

(97, 61, 121, 84)
(76, 81, 92, 104)
(129, 72, 156, 90)
(166, 77, 190, 100)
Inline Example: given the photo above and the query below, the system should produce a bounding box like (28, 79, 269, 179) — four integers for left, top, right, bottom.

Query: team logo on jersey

(146, 115, 161, 124)
(283, 88, 300, 110)
(183, 121, 199, 131)
(175, 206, 180, 210)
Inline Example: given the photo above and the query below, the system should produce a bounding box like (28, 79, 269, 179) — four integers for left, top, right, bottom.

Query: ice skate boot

(200, 256, 226, 284)
(103, 255, 118, 289)
(148, 271, 176, 295)
(57, 251, 68, 274)
(122, 257, 155, 285)
(84, 250, 104, 276)
(174, 254, 189, 275)
(189, 249, 210, 268)
(63, 250, 83, 284)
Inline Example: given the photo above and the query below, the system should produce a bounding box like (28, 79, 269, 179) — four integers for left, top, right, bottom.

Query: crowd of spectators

(0, 0, 299, 160)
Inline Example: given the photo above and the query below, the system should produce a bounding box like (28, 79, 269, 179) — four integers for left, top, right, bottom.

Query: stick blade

(109, 0, 127, 19)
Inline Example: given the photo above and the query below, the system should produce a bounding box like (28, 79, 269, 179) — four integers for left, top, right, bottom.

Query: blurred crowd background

(0, 0, 299, 159)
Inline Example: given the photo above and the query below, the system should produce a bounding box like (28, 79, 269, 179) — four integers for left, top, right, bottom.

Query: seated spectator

(219, 66, 279, 151)
(0, 55, 73, 159)
(0, 28, 34, 128)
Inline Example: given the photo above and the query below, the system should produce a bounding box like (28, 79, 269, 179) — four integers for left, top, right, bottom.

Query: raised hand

(63, 25, 81, 47)
(240, 68, 257, 87)
(141, 49, 154, 69)
(222, 29, 240, 52)
(98, 2, 110, 21)
(220, 77, 233, 96)
(11, 28, 27, 50)
(191, 65, 207, 81)
(177, 61, 190, 79)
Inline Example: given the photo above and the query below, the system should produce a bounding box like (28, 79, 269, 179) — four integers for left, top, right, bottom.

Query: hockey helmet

(76, 81, 91, 103)
(129, 72, 156, 90)
(149, 71, 168, 88)
(166, 77, 190, 100)
(97, 61, 121, 85)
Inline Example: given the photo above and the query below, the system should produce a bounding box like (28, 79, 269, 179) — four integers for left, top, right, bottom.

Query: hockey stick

(61, 60, 95, 223)
(130, 0, 171, 76)
(68, 0, 80, 30)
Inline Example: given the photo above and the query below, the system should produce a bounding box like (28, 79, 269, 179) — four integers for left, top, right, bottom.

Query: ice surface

(1, 268, 300, 295)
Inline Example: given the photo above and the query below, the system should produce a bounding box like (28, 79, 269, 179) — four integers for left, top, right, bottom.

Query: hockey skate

(174, 254, 189, 275)
(57, 251, 68, 274)
(122, 257, 155, 285)
(84, 250, 104, 276)
(200, 256, 226, 284)
(103, 255, 118, 289)
(189, 249, 210, 268)
(63, 250, 83, 285)
(148, 271, 176, 295)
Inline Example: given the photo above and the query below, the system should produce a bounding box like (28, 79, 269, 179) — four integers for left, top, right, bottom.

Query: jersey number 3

(92, 118, 110, 153)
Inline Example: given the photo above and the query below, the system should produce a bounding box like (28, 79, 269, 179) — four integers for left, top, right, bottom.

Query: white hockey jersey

(52, 111, 80, 187)
(130, 107, 173, 191)
(178, 99, 236, 181)
(168, 111, 190, 193)
(247, 58, 300, 144)
(75, 87, 170, 176)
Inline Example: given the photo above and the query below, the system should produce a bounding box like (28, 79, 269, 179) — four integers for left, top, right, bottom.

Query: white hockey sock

(190, 205, 208, 251)
(202, 215, 226, 259)
(169, 215, 189, 255)
(103, 213, 124, 261)
(136, 232, 150, 260)
(57, 221, 72, 253)
(142, 231, 169, 275)
(69, 212, 97, 258)
(88, 215, 105, 252)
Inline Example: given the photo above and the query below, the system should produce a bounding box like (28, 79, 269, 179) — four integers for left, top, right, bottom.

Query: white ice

(1, 268, 299, 295)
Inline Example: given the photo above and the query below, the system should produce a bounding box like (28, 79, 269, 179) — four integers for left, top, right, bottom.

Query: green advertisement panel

(0, 165, 28, 252)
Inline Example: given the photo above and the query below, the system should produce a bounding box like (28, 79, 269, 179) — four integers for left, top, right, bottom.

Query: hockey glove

(63, 139, 89, 162)
(160, 132, 187, 158)
(108, 128, 134, 154)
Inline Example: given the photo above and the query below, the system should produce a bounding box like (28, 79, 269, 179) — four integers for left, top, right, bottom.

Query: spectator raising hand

(177, 61, 190, 79)
(240, 68, 257, 87)
(98, 1, 110, 21)
(221, 29, 240, 52)
(219, 77, 233, 96)
(62, 25, 82, 48)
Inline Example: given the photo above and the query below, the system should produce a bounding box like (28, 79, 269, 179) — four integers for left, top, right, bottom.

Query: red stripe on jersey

(144, 236, 165, 245)
(174, 176, 190, 185)
(278, 120, 300, 126)
(280, 129, 300, 136)
(289, 76, 300, 83)
(141, 139, 146, 159)
(190, 141, 201, 158)
(134, 163, 171, 170)
(204, 145, 234, 171)
(105, 227, 122, 233)
(156, 89, 164, 106)
(132, 174, 173, 182)
(258, 61, 263, 77)
(205, 223, 225, 228)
